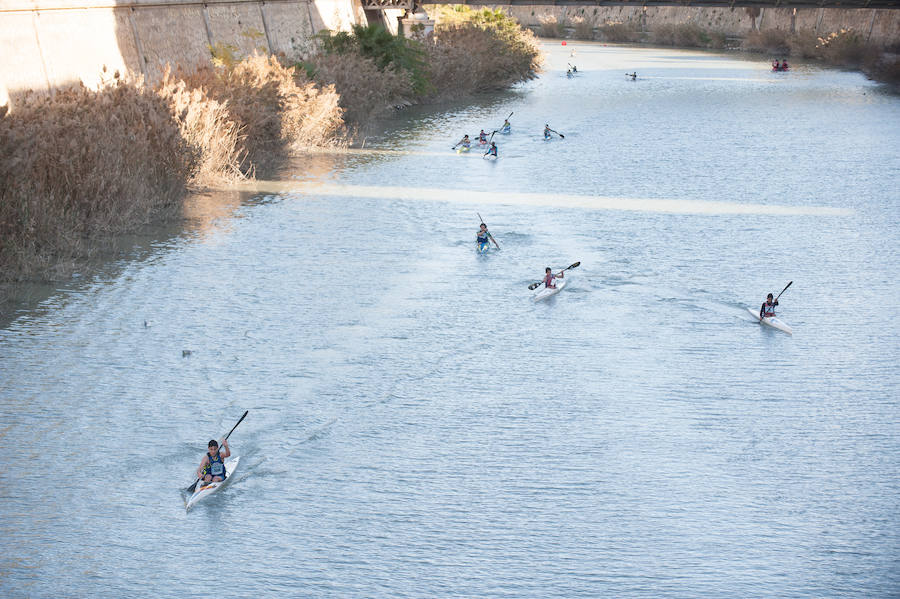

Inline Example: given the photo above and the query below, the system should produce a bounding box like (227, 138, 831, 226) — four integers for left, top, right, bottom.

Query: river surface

(1, 43, 898, 598)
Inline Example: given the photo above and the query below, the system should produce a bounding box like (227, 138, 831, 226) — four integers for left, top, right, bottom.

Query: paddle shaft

(186, 410, 248, 493)
(775, 281, 792, 302)
(547, 128, 565, 139)
(477, 213, 500, 248)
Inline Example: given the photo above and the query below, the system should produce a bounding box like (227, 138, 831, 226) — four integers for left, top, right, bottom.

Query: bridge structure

(364, 0, 899, 10)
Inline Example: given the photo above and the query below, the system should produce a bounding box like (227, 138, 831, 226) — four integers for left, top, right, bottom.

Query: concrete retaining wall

(454, 4, 899, 47)
(0, 0, 368, 110)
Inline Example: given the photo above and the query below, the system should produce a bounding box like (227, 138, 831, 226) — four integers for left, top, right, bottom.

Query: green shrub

(317, 24, 429, 95)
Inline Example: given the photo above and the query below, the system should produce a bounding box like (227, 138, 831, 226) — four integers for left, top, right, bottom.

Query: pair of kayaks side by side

(185, 456, 240, 512)
(746, 307, 792, 335)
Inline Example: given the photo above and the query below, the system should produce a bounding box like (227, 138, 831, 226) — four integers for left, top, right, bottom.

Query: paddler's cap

(208, 439, 219, 448)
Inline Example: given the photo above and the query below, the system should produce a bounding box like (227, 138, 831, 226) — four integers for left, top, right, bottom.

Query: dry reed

(0, 78, 190, 281)
(176, 54, 346, 178)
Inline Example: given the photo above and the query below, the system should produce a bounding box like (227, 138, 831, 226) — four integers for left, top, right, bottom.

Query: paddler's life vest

(761, 300, 777, 317)
(205, 451, 226, 478)
(544, 274, 556, 288)
(477, 232, 488, 244)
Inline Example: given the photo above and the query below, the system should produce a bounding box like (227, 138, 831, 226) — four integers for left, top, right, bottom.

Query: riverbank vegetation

(0, 10, 541, 290)
(535, 15, 899, 86)
(303, 8, 541, 127)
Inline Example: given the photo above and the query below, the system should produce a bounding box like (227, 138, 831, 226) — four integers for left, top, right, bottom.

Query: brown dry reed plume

(0, 78, 191, 281)
(1, 55, 349, 284)
(176, 53, 346, 179)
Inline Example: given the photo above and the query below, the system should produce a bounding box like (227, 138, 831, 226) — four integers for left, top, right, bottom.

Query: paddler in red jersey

(542, 266, 563, 289)
(197, 438, 231, 483)
(759, 293, 779, 319)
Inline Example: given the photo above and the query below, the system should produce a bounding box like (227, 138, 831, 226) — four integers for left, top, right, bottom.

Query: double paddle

(529, 262, 580, 290)
(546, 127, 565, 139)
(477, 212, 501, 250)
(185, 410, 248, 494)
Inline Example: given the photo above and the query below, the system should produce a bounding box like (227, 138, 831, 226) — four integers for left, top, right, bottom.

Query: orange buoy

(561, 41, 567, 45)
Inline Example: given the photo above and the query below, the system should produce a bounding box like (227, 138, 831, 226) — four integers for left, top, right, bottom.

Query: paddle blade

(566, 261, 581, 270)
(528, 282, 542, 290)
(558, 133, 565, 138)
(185, 477, 200, 494)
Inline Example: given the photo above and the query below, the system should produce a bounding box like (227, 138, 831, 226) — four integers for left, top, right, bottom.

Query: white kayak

(747, 307, 792, 335)
(186, 456, 240, 511)
(533, 278, 567, 302)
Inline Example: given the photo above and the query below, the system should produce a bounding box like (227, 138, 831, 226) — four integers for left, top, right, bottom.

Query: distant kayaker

(544, 124, 552, 139)
(484, 142, 498, 158)
(542, 266, 563, 289)
(759, 293, 779, 318)
(454, 134, 471, 149)
(501, 118, 511, 132)
(478, 130, 488, 143)
(477, 223, 500, 250)
(781, 59, 790, 70)
(197, 439, 230, 483)
(627, 72, 637, 80)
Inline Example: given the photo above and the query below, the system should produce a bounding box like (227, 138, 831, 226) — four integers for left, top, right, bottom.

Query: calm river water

(1, 43, 898, 598)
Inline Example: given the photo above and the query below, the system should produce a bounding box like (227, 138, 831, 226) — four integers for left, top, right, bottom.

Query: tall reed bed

(0, 78, 190, 280)
(1, 56, 348, 284)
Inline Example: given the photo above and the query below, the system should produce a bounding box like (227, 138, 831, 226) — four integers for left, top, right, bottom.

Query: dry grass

(571, 16, 596, 41)
(303, 52, 416, 125)
(0, 77, 190, 281)
(177, 53, 346, 178)
(1, 54, 350, 283)
(538, 15, 566, 39)
(156, 68, 247, 187)
(642, 23, 727, 49)
(597, 22, 640, 43)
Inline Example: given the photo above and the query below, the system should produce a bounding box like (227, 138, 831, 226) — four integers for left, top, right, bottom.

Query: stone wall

(433, 4, 900, 48)
(0, 0, 369, 110)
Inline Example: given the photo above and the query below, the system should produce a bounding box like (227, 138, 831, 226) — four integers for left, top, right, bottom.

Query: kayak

(533, 278, 567, 302)
(747, 307, 792, 335)
(477, 242, 490, 254)
(501, 125, 511, 134)
(186, 456, 240, 511)
(456, 144, 470, 153)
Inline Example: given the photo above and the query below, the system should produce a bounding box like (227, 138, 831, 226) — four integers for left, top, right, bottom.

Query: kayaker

(759, 293, 779, 318)
(477, 223, 500, 250)
(781, 59, 790, 70)
(627, 72, 637, 80)
(197, 439, 231, 483)
(454, 134, 470, 149)
(478, 130, 488, 143)
(544, 124, 552, 139)
(484, 142, 498, 158)
(542, 266, 563, 289)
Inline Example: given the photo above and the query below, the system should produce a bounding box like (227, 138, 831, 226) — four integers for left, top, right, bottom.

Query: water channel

(1, 42, 898, 597)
